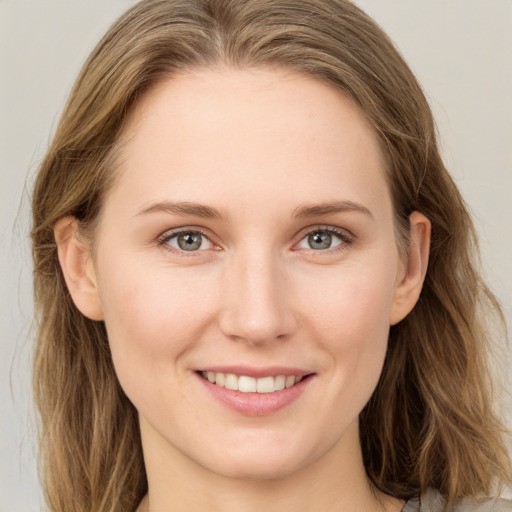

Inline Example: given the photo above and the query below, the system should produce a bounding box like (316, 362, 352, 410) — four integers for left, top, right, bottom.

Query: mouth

(199, 371, 308, 394)
(195, 366, 315, 415)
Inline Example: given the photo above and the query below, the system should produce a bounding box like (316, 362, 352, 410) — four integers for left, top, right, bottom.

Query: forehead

(107, 66, 390, 221)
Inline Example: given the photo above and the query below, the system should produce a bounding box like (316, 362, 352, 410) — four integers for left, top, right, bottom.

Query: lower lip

(197, 374, 313, 416)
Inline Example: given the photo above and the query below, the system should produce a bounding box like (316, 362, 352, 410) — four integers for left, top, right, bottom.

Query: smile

(196, 366, 314, 415)
(200, 371, 304, 393)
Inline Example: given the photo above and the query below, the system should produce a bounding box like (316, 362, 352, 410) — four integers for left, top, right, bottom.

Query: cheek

(297, 258, 397, 393)
(96, 259, 218, 389)
(299, 258, 397, 344)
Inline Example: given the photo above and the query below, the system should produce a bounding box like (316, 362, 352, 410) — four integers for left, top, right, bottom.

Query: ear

(390, 211, 431, 325)
(54, 216, 104, 321)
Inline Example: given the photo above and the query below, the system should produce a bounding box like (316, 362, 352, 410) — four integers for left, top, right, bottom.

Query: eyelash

(296, 226, 353, 254)
(157, 227, 216, 256)
(157, 225, 354, 255)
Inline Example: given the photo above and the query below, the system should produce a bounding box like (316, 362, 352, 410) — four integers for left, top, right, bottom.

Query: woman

(31, 1, 512, 511)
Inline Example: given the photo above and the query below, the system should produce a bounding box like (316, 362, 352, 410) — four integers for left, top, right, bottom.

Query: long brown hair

(31, 1, 512, 511)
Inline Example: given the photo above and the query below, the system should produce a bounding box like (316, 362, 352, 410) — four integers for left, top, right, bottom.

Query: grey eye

(167, 232, 213, 251)
(297, 230, 343, 250)
(308, 232, 332, 250)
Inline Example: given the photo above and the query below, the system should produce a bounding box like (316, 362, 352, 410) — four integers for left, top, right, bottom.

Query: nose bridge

(219, 247, 295, 345)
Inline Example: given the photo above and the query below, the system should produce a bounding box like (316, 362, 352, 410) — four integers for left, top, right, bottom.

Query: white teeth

(256, 376, 275, 393)
(238, 376, 257, 393)
(224, 373, 239, 391)
(201, 372, 306, 393)
(215, 373, 225, 387)
(274, 375, 286, 391)
(285, 375, 296, 388)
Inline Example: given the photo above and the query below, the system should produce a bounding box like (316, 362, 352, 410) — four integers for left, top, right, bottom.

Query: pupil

(309, 232, 332, 250)
(178, 233, 201, 251)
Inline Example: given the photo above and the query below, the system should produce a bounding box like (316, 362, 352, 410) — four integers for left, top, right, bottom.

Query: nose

(218, 250, 297, 346)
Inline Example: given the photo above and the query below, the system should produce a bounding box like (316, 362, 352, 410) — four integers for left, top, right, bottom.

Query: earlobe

(390, 211, 431, 326)
(54, 216, 104, 321)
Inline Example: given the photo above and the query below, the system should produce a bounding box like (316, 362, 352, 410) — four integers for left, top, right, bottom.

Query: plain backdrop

(1, 1, 511, 510)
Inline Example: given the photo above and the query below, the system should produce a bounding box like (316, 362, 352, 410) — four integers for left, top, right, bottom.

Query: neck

(138, 418, 403, 512)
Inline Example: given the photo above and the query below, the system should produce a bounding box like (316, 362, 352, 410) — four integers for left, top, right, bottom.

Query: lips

(196, 367, 314, 416)
(200, 371, 304, 393)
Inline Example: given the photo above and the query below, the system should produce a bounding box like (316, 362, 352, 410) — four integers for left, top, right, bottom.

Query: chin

(193, 435, 319, 481)
(205, 455, 303, 481)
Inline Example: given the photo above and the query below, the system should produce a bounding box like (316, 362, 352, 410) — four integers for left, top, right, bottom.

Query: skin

(56, 67, 430, 512)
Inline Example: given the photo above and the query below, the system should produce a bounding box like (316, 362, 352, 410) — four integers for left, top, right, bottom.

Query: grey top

(402, 489, 512, 511)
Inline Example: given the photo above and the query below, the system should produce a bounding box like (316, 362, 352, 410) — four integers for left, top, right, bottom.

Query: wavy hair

(31, 1, 511, 511)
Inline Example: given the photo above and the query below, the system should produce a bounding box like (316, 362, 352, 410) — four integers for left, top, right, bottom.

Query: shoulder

(403, 488, 512, 512)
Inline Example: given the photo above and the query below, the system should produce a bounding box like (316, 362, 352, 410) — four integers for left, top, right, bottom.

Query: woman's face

(88, 67, 418, 479)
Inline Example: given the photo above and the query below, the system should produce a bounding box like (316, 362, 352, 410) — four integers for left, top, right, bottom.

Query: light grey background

(1, 1, 510, 510)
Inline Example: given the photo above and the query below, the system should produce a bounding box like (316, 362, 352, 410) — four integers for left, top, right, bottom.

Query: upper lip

(196, 366, 312, 378)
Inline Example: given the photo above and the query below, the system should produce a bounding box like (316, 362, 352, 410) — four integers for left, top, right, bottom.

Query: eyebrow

(292, 200, 374, 219)
(136, 199, 373, 221)
(136, 201, 226, 220)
